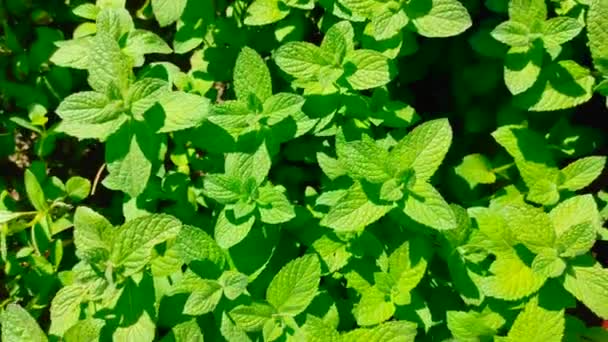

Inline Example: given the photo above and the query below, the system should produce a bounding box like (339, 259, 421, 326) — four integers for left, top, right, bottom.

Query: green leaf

(219, 271, 249, 300)
(515, 60, 595, 111)
(587, 0, 608, 74)
(56, 116, 127, 142)
(454, 154, 497, 188)
(63, 319, 105, 342)
(266, 254, 321, 315)
(182, 278, 223, 316)
(559, 156, 606, 191)
(151, 0, 187, 27)
(404, 181, 457, 230)
(164, 319, 204, 342)
(73, 206, 112, 262)
(341, 321, 417, 341)
(481, 249, 546, 300)
(1, 304, 48, 342)
(51, 37, 93, 69)
(505, 297, 564, 342)
(531, 249, 566, 278)
(321, 21, 355, 65)
(320, 182, 393, 231)
(344, 49, 393, 90)
(156, 92, 210, 133)
(103, 127, 151, 198)
(542, 17, 584, 46)
(262, 93, 306, 125)
(244, 0, 290, 26)
(203, 174, 242, 204)
(88, 33, 131, 93)
(225, 143, 272, 185)
(409, 0, 473, 38)
(556, 222, 596, 258)
(295, 315, 340, 342)
(504, 44, 543, 95)
(447, 310, 505, 342)
(66, 176, 91, 202)
(492, 125, 560, 204)
(491, 21, 530, 46)
(549, 195, 603, 237)
(508, 0, 547, 26)
(234, 47, 273, 103)
(56, 92, 123, 124)
(352, 286, 395, 326)
(123, 29, 172, 67)
(274, 42, 330, 81)
(368, 9, 409, 41)
(25, 169, 47, 211)
(49, 285, 86, 336)
(175, 225, 225, 266)
(214, 208, 256, 249)
(229, 303, 275, 332)
(390, 118, 452, 182)
(256, 184, 296, 224)
(336, 133, 391, 183)
(564, 265, 608, 319)
(337, 0, 383, 18)
(110, 214, 182, 276)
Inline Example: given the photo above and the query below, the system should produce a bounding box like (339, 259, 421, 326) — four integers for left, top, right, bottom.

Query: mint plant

(1, 0, 608, 341)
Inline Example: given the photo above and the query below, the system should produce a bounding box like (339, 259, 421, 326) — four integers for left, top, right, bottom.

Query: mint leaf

(556, 222, 596, 258)
(344, 49, 394, 90)
(88, 33, 131, 94)
(245, 0, 290, 26)
(390, 118, 452, 182)
(588, 0, 608, 74)
(542, 17, 584, 46)
(123, 29, 172, 67)
(229, 303, 275, 332)
(341, 321, 417, 341)
(49, 285, 86, 336)
(25, 169, 47, 211)
(504, 297, 564, 342)
(321, 21, 355, 64)
(256, 184, 296, 224)
(352, 286, 395, 326)
(409, 0, 473, 38)
(491, 21, 530, 47)
(320, 182, 393, 231)
(454, 154, 497, 188)
(63, 319, 105, 342)
(274, 42, 330, 81)
(516, 60, 595, 111)
(504, 44, 543, 95)
(336, 132, 391, 183)
(110, 214, 182, 276)
(550, 195, 603, 237)
(531, 249, 566, 278)
(151, 0, 187, 27)
(214, 208, 256, 249)
(56, 92, 122, 124)
(559, 156, 606, 191)
(564, 265, 608, 319)
(65, 176, 91, 202)
(1, 304, 48, 342)
(175, 225, 225, 267)
(447, 310, 505, 341)
(508, 0, 547, 26)
(404, 181, 457, 230)
(267, 254, 321, 315)
(263, 93, 305, 125)
(481, 249, 546, 300)
(234, 47, 273, 103)
(73, 206, 112, 262)
(156, 92, 210, 133)
(164, 319, 204, 342)
(102, 126, 151, 198)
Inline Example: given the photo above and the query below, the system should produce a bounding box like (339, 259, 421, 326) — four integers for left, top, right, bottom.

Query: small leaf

(151, 0, 187, 27)
(559, 156, 606, 191)
(234, 47, 273, 103)
(25, 169, 47, 211)
(0, 304, 48, 342)
(491, 21, 530, 46)
(266, 254, 321, 315)
(66, 176, 91, 202)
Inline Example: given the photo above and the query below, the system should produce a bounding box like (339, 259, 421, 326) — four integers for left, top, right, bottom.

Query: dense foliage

(1, 0, 608, 340)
